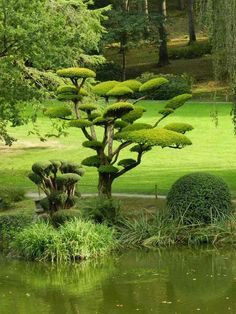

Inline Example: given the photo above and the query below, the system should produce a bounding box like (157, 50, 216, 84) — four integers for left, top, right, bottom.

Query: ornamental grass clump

(13, 219, 116, 263)
(167, 172, 233, 225)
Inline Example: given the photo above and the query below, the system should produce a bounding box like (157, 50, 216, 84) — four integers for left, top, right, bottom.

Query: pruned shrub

(28, 160, 84, 214)
(167, 172, 233, 224)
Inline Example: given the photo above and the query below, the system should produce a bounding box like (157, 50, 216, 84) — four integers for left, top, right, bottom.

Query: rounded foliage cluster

(116, 128, 192, 148)
(167, 172, 232, 224)
(106, 86, 133, 97)
(164, 122, 194, 134)
(44, 106, 72, 118)
(118, 80, 142, 92)
(165, 93, 192, 110)
(57, 67, 96, 79)
(139, 77, 168, 92)
(93, 81, 118, 96)
(122, 106, 145, 123)
(69, 119, 93, 128)
(103, 102, 134, 118)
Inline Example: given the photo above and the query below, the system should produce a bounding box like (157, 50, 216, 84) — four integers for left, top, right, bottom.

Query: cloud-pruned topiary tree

(28, 160, 84, 214)
(45, 67, 193, 198)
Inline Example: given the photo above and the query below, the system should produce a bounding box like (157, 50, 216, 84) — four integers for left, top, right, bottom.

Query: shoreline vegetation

(1, 193, 236, 263)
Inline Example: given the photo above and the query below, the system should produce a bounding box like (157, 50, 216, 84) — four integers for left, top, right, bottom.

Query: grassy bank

(1, 100, 236, 196)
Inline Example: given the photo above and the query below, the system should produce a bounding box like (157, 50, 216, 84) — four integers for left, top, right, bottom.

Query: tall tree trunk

(98, 173, 113, 198)
(144, 0, 149, 17)
(179, 0, 185, 10)
(158, 0, 169, 67)
(187, 0, 196, 45)
(120, 0, 129, 81)
(120, 34, 127, 81)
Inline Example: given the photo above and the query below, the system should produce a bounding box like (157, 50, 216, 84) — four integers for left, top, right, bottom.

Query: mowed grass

(1, 100, 236, 196)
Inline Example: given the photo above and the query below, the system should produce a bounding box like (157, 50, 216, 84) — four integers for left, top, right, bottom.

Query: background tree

(187, 0, 197, 45)
(44, 67, 193, 197)
(0, 0, 109, 145)
(179, 0, 185, 10)
(103, 0, 149, 81)
(198, 0, 236, 132)
(157, 0, 170, 66)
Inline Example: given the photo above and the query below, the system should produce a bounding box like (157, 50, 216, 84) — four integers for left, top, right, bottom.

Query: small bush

(82, 198, 121, 225)
(167, 172, 233, 224)
(13, 219, 116, 262)
(136, 73, 192, 100)
(0, 188, 26, 209)
(0, 214, 33, 249)
(96, 61, 122, 81)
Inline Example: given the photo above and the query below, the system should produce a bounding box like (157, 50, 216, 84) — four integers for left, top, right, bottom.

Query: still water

(0, 248, 236, 314)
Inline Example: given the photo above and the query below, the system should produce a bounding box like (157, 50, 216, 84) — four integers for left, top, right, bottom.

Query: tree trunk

(120, 0, 129, 81)
(187, 0, 196, 45)
(158, 0, 170, 67)
(179, 0, 185, 10)
(144, 0, 149, 17)
(98, 173, 113, 198)
(120, 35, 127, 81)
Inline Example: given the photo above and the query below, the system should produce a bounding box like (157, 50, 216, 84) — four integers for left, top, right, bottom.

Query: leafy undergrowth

(117, 213, 236, 248)
(12, 219, 117, 263)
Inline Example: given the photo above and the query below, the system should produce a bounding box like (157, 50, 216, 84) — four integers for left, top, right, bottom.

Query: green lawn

(2, 100, 236, 196)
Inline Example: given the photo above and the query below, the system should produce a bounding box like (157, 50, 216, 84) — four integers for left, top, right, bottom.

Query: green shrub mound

(13, 219, 116, 262)
(167, 172, 233, 224)
(57, 67, 96, 79)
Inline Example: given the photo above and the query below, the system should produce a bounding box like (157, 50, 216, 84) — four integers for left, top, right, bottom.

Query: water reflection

(1, 248, 236, 313)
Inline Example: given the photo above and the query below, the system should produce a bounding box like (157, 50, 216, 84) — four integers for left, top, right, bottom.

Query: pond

(1, 248, 236, 314)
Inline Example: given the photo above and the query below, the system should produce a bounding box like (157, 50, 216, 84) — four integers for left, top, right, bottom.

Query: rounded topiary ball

(167, 172, 232, 224)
